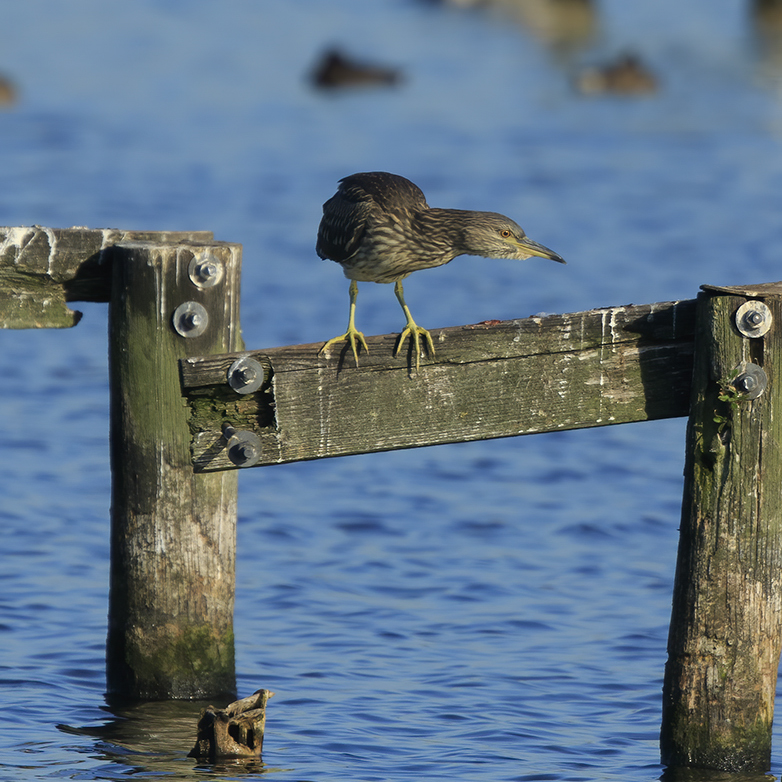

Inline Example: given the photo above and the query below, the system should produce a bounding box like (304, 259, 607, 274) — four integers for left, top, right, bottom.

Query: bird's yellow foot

(320, 327, 369, 367)
(394, 324, 435, 371)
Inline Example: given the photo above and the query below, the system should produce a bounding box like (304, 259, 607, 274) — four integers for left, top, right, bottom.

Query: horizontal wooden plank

(182, 300, 696, 471)
(0, 226, 215, 328)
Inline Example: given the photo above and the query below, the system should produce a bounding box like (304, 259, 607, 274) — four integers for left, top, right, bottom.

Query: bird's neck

(416, 208, 486, 259)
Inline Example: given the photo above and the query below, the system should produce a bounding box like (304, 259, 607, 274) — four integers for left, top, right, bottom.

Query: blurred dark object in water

(575, 53, 658, 96)
(753, 0, 782, 30)
(188, 689, 274, 762)
(751, 0, 782, 74)
(311, 48, 402, 89)
(0, 75, 17, 106)
(422, 0, 596, 50)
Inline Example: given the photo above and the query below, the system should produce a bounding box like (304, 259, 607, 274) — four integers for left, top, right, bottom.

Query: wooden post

(106, 240, 243, 701)
(661, 283, 782, 772)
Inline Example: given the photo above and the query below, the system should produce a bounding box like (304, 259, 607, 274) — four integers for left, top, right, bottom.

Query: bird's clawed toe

(394, 325, 435, 371)
(320, 328, 369, 367)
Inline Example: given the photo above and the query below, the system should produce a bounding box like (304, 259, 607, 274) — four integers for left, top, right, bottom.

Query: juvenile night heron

(317, 171, 565, 368)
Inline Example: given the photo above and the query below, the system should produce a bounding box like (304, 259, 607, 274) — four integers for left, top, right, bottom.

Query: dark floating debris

(575, 53, 658, 96)
(188, 688, 274, 762)
(311, 48, 402, 89)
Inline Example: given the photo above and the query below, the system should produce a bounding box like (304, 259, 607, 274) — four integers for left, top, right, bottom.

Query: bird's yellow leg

(393, 279, 435, 370)
(320, 279, 369, 366)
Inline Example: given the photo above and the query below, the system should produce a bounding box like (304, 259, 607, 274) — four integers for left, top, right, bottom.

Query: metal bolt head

(235, 441, 260, 462)
(736, 374, 756, 394)
(744, 310, 763, 327)
(172, 301, 209, 338)
(194, 261, 218, 282)
(236, 366, 257, 385)
(732, 363, 767, 400)
(227, 357, 266, 394)
(188, 253, 224, 288)
(221, 426, 263, 467)
(183, 311, 203, 330)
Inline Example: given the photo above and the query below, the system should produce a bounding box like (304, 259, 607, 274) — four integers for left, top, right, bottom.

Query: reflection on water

(660, 766, 779, 782)
(59, 699, 282, 777)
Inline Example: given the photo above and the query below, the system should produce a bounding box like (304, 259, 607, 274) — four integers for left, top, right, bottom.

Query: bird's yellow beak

(515, 236, 566, 264)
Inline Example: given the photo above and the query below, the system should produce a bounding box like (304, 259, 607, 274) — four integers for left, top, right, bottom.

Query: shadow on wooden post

(661, 283, 782, 773)
(106, 239, 243, 701)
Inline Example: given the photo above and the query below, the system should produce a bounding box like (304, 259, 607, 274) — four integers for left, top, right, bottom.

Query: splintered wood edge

(701, 282, 782, 297)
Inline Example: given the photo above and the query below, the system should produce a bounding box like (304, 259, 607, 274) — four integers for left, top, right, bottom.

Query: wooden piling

(661, 283, 782, 772)
(106, 240, 243, 701)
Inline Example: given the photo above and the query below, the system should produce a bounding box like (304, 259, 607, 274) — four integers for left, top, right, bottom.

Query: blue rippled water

(2, 1, 782, 779)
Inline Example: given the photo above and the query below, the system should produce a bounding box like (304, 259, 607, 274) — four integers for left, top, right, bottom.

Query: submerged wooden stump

(188, 689, 274, 761)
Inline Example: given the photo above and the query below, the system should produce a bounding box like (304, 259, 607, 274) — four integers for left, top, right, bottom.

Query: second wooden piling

(661, 283, 782, 772)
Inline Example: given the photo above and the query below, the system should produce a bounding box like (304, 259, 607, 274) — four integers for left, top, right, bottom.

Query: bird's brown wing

(316, 172, 429, 262)
(338, 172, 428, 213)
(316, 183, 373, 262)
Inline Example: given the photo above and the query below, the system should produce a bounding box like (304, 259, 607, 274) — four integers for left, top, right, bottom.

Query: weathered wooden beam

(0, 226, 214, 328)
(661, 282, 782, 773)
(107, 239, 242, 701)
(180, 299, 697, 471)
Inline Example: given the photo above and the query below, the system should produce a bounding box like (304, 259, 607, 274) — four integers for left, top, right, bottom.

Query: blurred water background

(2, 0, 782, 779)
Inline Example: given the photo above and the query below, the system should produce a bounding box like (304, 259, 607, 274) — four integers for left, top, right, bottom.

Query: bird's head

(459, 212, 566, 264)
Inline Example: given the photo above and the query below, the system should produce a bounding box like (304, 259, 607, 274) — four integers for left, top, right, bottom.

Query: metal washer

(172, 301, 209, 338)
(735, 301, 772, 339)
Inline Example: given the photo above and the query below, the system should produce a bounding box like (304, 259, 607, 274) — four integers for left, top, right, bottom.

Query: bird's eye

(500, 229, 512, 238)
